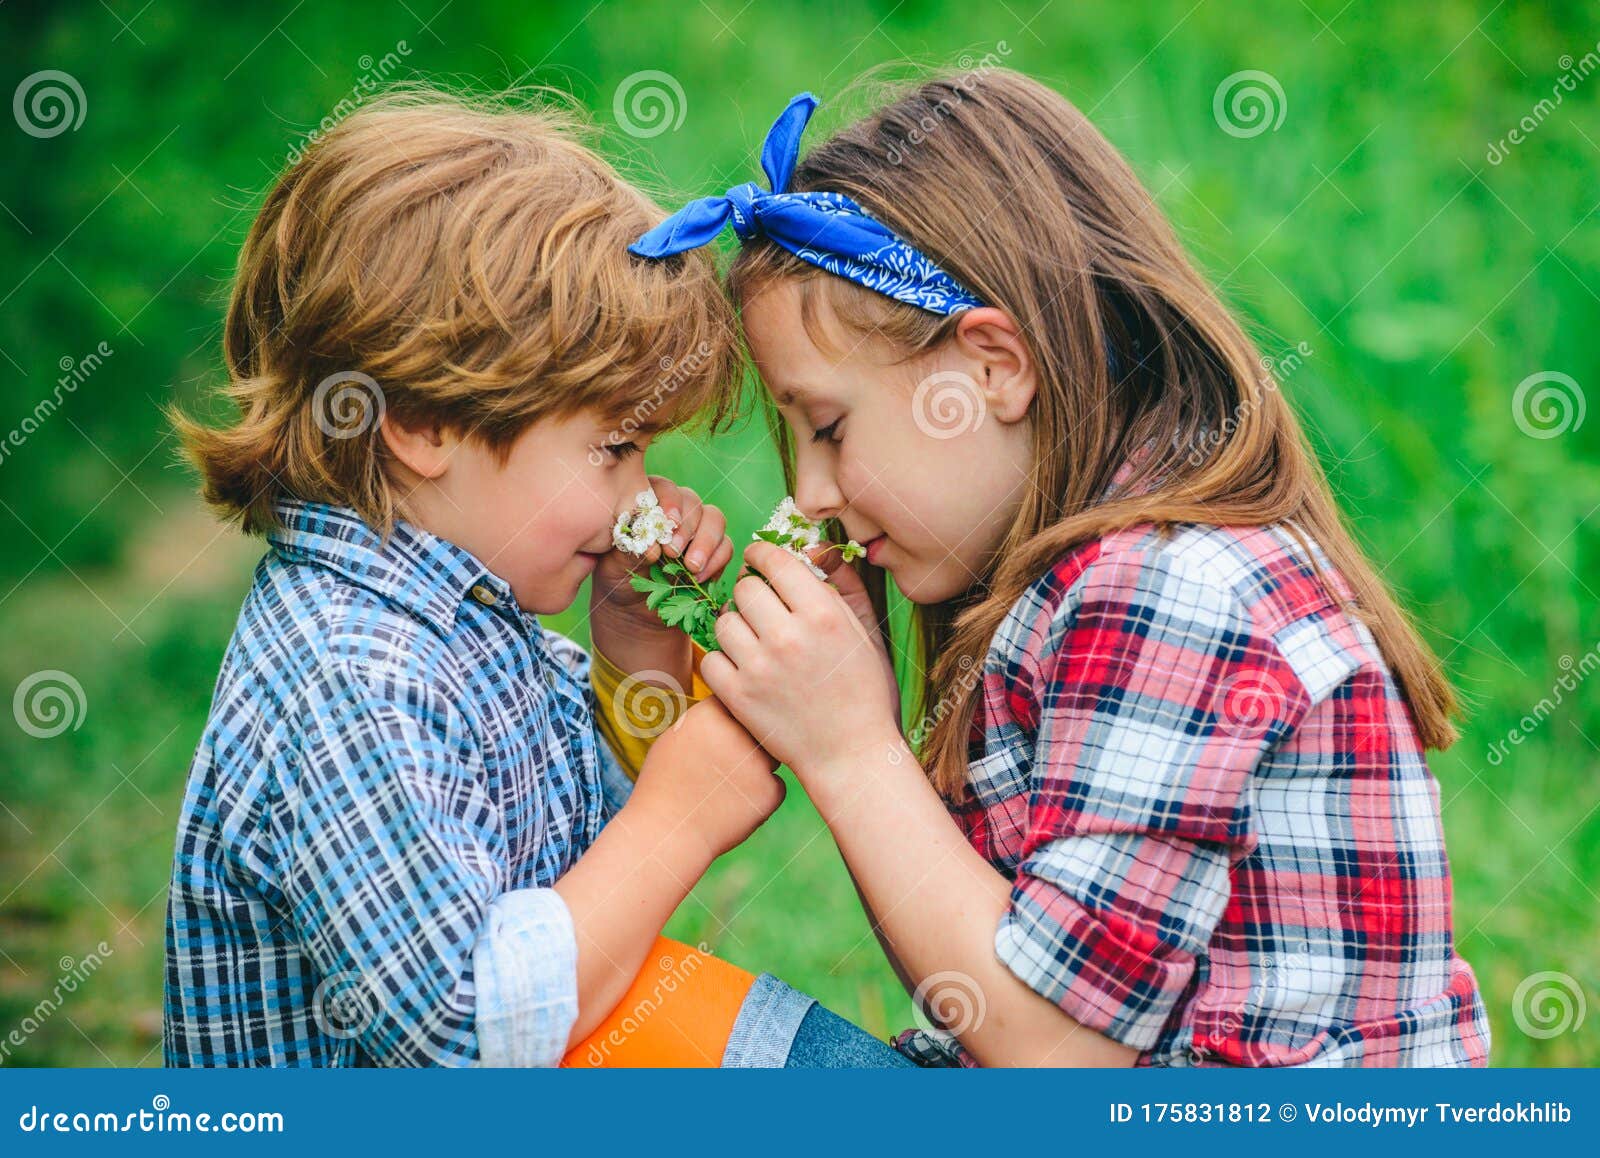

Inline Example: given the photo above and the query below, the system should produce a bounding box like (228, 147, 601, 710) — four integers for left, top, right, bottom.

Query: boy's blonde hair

(174, 87, 741, 536)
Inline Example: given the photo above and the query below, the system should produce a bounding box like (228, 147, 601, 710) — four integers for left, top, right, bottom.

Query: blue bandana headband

(629, 92, 985, 316)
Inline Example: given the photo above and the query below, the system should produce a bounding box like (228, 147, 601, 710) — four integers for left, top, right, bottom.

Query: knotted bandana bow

(629, 92, 984, 316)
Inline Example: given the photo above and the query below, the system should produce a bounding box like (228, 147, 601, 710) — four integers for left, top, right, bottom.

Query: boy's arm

(285, 659, 580, 1066)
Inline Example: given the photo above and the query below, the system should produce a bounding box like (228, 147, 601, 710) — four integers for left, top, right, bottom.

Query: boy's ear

(953, 307, 1036, 424)
(379, 412, 452, 480)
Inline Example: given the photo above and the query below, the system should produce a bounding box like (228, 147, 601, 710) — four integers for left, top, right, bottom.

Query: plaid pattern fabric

(896, 523, 1490, 1068)
(164, 498, 627, 1066)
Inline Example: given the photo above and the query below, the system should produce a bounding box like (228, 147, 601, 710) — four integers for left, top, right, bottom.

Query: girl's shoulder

(995, 521, 1373, 676)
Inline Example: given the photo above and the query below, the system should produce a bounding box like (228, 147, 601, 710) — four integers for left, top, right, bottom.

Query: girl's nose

(793, 458, 846, 523)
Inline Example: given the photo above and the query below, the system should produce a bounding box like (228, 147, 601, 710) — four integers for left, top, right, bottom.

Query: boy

(162, 90, 866, 1067)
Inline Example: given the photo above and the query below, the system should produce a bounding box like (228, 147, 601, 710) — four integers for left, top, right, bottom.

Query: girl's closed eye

(810, 418, 843, 445)
(601, 440, 641, 461)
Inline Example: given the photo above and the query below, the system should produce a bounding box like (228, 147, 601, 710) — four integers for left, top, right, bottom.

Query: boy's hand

(625, 698, 784, 862)
(591, 476, 733, 628)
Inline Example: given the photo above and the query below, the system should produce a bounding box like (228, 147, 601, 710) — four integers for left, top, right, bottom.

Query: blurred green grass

(2, 1, 1596, 1066)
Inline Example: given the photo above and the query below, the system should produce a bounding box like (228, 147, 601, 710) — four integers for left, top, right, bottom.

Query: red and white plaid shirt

(895, 522, 1489, 1067)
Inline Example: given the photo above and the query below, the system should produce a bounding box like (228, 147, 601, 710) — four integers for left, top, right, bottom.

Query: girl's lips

(863, 534, 888, 565)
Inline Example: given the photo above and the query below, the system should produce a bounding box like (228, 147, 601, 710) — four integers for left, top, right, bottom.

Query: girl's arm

(703, 542, 1136, 1067)
(810, 734, 1136, 1067)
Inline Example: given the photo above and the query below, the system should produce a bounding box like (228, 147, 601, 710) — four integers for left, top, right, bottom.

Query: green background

(1, 0, 1596, 1066)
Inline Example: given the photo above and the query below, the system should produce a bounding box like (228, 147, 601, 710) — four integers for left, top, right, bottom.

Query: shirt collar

(266, 497, 519, 635)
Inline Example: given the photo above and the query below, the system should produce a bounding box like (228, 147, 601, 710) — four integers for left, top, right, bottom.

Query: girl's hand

(700, 541, 902, 788)
(801, 541, 901, 722)
(591, 477, 734, 628)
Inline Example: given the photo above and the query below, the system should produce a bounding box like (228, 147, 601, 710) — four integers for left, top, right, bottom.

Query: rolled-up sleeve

(283, 656, 579, 1066)
(997, 545, 1310, 1049)
(473, 887, 580, 1066)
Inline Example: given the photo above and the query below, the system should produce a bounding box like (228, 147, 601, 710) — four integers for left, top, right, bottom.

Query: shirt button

(469, 584, 498, 606)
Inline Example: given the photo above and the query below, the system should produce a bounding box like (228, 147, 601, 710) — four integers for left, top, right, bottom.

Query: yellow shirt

(588, 643, 714, 781)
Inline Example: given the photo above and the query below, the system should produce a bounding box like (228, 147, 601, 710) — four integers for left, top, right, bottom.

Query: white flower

(613, 489, 677, 556)
(753, 496, 863, 579)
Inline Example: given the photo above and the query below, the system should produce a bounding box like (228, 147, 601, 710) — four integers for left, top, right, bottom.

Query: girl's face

(742, 281, 1038, 604)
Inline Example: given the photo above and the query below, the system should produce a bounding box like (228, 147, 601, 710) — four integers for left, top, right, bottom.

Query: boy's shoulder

(220, 499, 496, 713)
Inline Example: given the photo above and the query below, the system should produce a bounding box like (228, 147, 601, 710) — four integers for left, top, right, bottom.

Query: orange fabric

(561, 937, 756, 1068)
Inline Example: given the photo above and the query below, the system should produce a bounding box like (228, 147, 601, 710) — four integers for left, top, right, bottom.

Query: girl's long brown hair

(730, 69, 1458, 797)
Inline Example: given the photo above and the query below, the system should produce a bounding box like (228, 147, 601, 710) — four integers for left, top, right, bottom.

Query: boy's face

(403, 408, 654, 615)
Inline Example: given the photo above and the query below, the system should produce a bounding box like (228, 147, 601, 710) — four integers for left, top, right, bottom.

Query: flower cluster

(626, 496, 863, 652)
(612, 490, 677, 556)
(753, 496, 863, 578)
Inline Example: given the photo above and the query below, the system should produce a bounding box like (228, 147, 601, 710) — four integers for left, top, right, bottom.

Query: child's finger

(696, 536, 734, 581)
(682, 506, 726, 571)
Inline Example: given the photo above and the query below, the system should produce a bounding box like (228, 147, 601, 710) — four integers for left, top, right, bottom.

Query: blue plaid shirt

(164, 498, 632, 1066)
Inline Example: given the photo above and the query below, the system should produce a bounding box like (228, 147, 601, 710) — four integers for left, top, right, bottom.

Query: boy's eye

(602, 441, 641, 461)
(811, 419, 842, 445)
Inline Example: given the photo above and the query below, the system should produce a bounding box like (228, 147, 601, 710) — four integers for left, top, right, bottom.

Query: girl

(632, 72, 1490, 1067)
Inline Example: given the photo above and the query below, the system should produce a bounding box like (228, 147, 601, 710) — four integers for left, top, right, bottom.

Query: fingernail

(686, 552, 703, 569)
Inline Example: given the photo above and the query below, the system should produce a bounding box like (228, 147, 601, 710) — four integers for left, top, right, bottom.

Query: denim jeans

(720, 973, 915, 1068)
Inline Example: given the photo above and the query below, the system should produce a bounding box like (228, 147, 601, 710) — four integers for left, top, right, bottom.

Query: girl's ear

(379, 413, 452, 480)
(952, 307, 1036, 424)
